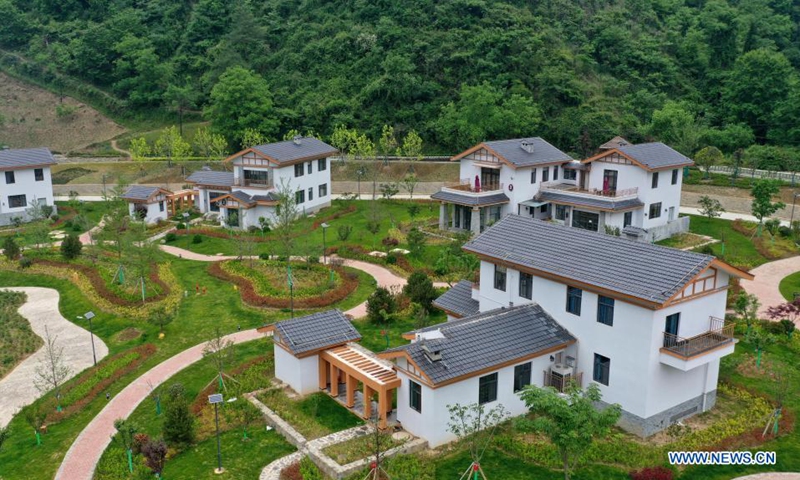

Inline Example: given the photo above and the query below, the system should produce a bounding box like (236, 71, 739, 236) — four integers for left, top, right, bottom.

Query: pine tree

(60, 234, 83, 260)
(162, 383, 195, 445)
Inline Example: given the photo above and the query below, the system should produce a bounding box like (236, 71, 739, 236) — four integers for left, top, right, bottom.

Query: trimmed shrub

(176, 223, 186, 230)
(337, 224, 352, 241)
(629, 466, 674, 480)
(163, 383, 195, 446)
(366, 287, 397, 324)
(18, 256, 32, 269)
(2, 236, 20, 261)
(403, 271, 437, 310)
(382, 236, 399, 247)
(386, 253, 397, 264)
(259, 253, 271, 260)
(192, 234, 203, 244)
(165, 232, 177, 242)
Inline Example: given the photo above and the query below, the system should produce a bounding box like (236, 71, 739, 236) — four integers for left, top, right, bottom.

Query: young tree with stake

(33, 326, 71, 413)
(203, 328, 235, 390)
(447, 402, 508, 480)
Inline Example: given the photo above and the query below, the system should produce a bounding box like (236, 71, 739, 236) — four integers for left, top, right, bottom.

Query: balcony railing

(542, 370, 583, 393)
(540, 182, 638, 199)
(662, 317, 735, 359)
(446, 178, 503, 193)
(234, 178, 273, 189)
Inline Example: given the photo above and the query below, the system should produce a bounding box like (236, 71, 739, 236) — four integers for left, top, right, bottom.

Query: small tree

(694, 146, 724, 179)
(24, 404, 47, 446)
(34, 326, 71, 412)
(337, 224, 352, 241)
(148, 306, 174, 335)
(378, 125, 398, 165)
(203, 328, 235, 390)
(162, 383, 195, 445)
(407, 204, 420, 221)
(141, 438, 167, 478)
(379, 182, 400, 201)
(406, 228, 426, 257)
(745, 329, 775, 368)
(734, 293, 760, 335)
(155, 125, 192, 167)
(113, 419, 137, 473)
(273, 179, 300, 259)
(446, 403, 509, 478)
(697, 195, 725, 219)
(403, 271, 437, 311)
(401, 173, 419, 199)
(765, 299, 799, 340)
(60, 233, 83, 260)
(518, 383, 621, 480)
(129, 137, 151, 161)
(751, 179, 786, 235)
(3, 236, 20, 261)
(366, 287, 396, 324)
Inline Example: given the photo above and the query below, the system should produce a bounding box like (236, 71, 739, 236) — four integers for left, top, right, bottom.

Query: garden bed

(656, 232, 714, 250)
(322, 433, 407, 466)
(257, 389, 363, 440)
(0, 290, 41, 379)
(208, 259, 360, 309)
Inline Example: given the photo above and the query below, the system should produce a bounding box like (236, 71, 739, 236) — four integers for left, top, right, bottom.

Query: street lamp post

(320, 222, 333, 286)
(791, 193, 800, 227)
(183, 212, 190, 234)
(209, 393, 224, 474)
(78, 311, 97, 366)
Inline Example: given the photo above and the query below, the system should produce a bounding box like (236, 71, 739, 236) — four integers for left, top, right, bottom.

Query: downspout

(701, 363, 709, 412)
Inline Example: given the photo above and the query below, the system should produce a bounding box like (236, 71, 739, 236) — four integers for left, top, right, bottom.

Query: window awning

(520, 199, 549, 208)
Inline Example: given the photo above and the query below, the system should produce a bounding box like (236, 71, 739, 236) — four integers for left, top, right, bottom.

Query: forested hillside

(1, 0, 800, 159)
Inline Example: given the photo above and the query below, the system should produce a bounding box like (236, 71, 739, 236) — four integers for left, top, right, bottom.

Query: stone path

(54, 329, 263, 480)
(0, 287, 109, 428)
(734, 474, 800, 480)
(740, 256, 800, 319)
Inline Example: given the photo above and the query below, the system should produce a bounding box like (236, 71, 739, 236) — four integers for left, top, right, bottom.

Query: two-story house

(186, 136, 336, 229)
(382, 215, 752, 446)
(0, 147, 57, 225)
(433, 137, 692, 242)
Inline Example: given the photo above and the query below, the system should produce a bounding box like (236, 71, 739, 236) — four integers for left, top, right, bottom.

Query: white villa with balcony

(382, 215, 752, 445)
(0, 147, 57, 226)
(433, 137, 692, 242)
(186, 136, 336, 230)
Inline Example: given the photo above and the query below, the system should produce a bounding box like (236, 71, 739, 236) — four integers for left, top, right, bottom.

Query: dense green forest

(2, 0, 800, 161)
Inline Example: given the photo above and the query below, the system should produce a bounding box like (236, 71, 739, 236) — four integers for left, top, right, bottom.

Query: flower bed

(208, 260, 359, 309)
(44, 344, 157, 423)
(175, 228, 269, 242)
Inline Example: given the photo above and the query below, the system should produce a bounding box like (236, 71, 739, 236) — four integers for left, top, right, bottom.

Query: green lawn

(778, 271, 800, 301)
(257, 390, 363, 440)
(684, 215, 771, 269)
(354, 308, 447, 352)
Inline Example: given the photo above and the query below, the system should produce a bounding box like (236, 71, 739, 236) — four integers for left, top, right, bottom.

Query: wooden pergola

(166, 190, 197, 216)
(319, 345, 401, 429)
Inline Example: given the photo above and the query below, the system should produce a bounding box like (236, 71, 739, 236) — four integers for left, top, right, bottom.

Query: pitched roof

(536, 190, 644, 212)
(186, 170, 234, 187)
(585, 142, 693, 170)
(0, 147, 56, 169)
(274, 310, 361, 356)
(250, 137, 338, 164)
(214, 190, 280, 208)
(432, 280, 480, 318)
(430, 190, 510, 207)
(599, 136, 631, 149)
(121, 185, 171, 202)
(386, 304, 575, 385)
(454, 137, 573, 168)
(463, 215, 725, 305)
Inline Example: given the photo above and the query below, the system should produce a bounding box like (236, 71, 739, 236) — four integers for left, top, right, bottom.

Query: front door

(664, 313, 680, 347)
(602, 170, 618, 193)
(668, 206, 675, 221)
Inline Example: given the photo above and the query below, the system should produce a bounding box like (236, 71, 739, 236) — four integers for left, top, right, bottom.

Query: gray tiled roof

(274, 310, 361, 356)
(186, 170, 234, 187)
(431, 190, 509, 206)
(536, 191, 644, 212)
(622, 226, 648, 237)
(482, 137, 573, 167)
(432, 281, 480, 318)
(388, 304, 575, 385)
(215, 190, 280, 208)
(615, 142, 693, 169)
(228, 190, 256, 205)
(252, 137, 337, 164)
(599, 136, 631, 149)
(121, 185, 168, 201)
(463, 215, 715, 305)
(0, 147, 56, 169)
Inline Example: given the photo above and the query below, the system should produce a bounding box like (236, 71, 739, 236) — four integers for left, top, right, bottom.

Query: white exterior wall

(194, 187, 230, 214)
(272, 160, 332, 215)
(639, 168, 683, 229)
(0, 166, 55, 216)
(274, 346, 321, 396)
(128, 200, 168, 225)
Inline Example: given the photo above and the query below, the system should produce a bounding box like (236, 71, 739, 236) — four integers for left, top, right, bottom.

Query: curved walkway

(740, 256, 800, 320)
(55, 329, 263, 480)
(0, 287, 109, 428)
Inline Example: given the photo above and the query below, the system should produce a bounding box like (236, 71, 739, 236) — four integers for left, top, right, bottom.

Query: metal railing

(542, 370, 583, 393)
(446, 179, 503, 193)
(662, 317, 734, 359)
(233, 178, 273, 188)
(540, 181, 638, 198)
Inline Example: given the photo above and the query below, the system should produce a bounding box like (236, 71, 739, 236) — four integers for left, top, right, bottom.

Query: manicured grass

(257, 390, 363, 440)
(323, 434, 405, 466)
(655, 232, 712, 250)
(686, 215, 771, 269)
(354, 308, 446, 353)
(0, 290, 42, 379)
(779, 271, 800, 301)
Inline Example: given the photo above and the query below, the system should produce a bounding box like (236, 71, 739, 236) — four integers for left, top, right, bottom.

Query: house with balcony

(384, 215, 752, 444)
(0, 147, 57, 226)
(186, 136, 336, 229)
(433, 137, 693, 242)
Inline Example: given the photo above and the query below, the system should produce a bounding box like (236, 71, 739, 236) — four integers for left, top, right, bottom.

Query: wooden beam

(319, 356, 328, 391)
(330, 362, 339, 397)
(363, 384, 372, 419)
(346, 374, 356, 408)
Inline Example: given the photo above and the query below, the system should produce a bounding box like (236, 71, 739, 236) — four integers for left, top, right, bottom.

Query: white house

(391, 215, 752, 445)
(120, 185, 173, 225)
(186, 136, 336, 230)
(432, 137, 693, 242)
(0, 147, 57, 225)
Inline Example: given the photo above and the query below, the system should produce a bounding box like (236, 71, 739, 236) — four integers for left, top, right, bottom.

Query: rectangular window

(294, 163, 304, 177)
(597, 295, 615, 326)
(318, 158, 327, 171)
(319, 183, 328, 197)
(513, 363, 532, 392)
(652, 172, 659, 189)
(531, 169, 537, 183)
(295, 190, 305, 204)
(307, 162, 312, 175)
(623, 211, 633, 228)
(566, 286, 582, 315)
(672, 169, 679, 185)
(563, 169, 576, 180)
(602, 170, 618, 192)
(34, 168, 44, 182)
(8, 194, 26, 208)
(244, 169, 270, 187)
(494, 265, 507, 292)
(159, 201, 165, 212)
(664, 312, 681, 348)
(553, 166, 559, 181)
(409, 380, 422, 413)
(478, 373, 498, 404)
(593, 354, 610, 386)
(308, 187, 313, 201)
(555, 205, 568, 221)
(649, 202, 662, 219)
(5, 171, 14, 184)
(542, 168, 550, 182)
(519, 272, 532, 300)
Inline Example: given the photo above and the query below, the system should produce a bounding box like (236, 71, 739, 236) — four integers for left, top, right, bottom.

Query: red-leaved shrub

(629, 466, 673, 480)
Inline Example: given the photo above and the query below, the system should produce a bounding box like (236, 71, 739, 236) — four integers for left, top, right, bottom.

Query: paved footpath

(734, 474, 800, 480)
(0, 287, 109, 428)
(55, 329, 263, 480)
(741, 256, 800, 320)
